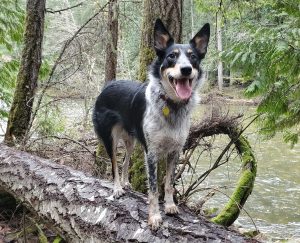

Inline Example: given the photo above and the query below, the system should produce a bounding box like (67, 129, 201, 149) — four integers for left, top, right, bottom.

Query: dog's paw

(164, 204, 179, 215)
(113, 187, 125, 198)
(148, 213, 162, 230)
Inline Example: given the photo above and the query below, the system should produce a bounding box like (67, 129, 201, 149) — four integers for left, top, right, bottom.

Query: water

(187, 103, 300, 241)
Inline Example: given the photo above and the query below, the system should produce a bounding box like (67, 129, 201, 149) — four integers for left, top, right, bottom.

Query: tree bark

(0, 144, 256, 242)
(104, 0, 119, 82)
(138, 0, 182, 81)
(216, 10, 223, 91)
(4, 0, 46, 146)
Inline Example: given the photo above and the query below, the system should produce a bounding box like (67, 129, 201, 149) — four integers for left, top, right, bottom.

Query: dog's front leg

(146, 152, 162, 230)
(164, 151, 179, 214)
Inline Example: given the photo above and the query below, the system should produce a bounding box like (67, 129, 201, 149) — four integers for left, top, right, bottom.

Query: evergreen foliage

(195, 0, 300, 145)
(0, 0, 24, 119)
(222, 0, 300, 146)
(0, 0, 24, 50)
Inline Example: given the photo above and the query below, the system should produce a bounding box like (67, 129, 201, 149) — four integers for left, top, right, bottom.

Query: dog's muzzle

(168, 74, 193, 100)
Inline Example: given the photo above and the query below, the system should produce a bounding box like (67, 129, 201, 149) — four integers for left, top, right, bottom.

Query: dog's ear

(154, 19, 174, 55)
(190, 23, 210, 56)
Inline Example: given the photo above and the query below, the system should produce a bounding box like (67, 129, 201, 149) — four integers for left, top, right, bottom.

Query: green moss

(129, 145, 147, 193)
(212, 134, 257, 226)
(129, 144, 167, 197)
(138, 47, 155, 82)
(94, 143, 108, 177)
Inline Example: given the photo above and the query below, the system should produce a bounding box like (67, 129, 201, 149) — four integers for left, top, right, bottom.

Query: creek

(188, 103, 300, 241)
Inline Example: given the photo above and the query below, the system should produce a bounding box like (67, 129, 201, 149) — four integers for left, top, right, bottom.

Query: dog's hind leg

(146, 152, 162, 230)
(121, 135, 135, 189)
(164, 151, 179, 214)
(111, 125, 125, 198)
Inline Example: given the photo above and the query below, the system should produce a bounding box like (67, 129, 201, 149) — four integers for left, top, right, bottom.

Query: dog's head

(151, 19, 210, 102)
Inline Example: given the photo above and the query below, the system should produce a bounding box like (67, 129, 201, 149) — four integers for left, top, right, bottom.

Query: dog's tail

(92, 107, 121, 159)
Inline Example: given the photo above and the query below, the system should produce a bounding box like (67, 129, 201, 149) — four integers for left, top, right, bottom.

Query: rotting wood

(0, 144, 258, 242)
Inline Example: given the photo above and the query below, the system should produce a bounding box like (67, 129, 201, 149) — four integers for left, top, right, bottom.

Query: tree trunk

(138, 0, 182, 81)
(216, 10, 223, 91)
(0, 144, 256, 242)
(104, 0, 119, 82)
(190, 0, 194, 37)
(4, 0, 46, 146)
(96, 0, 119, 175)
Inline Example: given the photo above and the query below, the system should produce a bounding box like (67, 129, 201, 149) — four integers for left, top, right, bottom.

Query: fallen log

(0, 144, 256, 242)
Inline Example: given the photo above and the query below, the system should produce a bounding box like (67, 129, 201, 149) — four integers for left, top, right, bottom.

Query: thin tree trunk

(0, 144, 256, 243)
(137, 0, 182, 81)
(4, 0, 46, 146)
(190, 0, 194, 36)
(216, 10, 223, 91)
(104, 0, 119, 82)
(96, 0, 120, 173)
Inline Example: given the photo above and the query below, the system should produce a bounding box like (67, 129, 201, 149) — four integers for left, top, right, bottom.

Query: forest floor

(200, 91, 259, 106)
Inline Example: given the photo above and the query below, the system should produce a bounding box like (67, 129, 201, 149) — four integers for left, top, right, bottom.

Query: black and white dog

(93, 19, 210, 230)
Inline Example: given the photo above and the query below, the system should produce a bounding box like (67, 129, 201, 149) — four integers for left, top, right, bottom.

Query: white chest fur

(143, 81, 194, 155)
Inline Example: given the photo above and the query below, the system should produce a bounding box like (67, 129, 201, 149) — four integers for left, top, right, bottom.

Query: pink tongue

(175, 79, 192, 100)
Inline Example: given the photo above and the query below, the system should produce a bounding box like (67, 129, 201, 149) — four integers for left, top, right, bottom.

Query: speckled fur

(93, 19, 210, 231)
(143, 74, 199, 154)
(143, 57, 202, 230)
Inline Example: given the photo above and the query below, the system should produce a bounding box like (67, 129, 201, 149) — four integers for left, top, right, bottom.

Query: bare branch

(46, 2, 83, 14)
(23, 1, 111, 144)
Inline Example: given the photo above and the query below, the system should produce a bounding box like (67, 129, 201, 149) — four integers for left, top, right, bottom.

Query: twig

(27, 135, 107, 163)
(46, 2, 83, 14)
(175, 143, 198, 181)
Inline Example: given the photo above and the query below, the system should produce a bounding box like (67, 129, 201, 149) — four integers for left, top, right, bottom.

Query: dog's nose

(180, 66, 192, 76)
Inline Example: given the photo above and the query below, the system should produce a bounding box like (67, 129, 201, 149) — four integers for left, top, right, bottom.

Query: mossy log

(211, 135, 256, 226)
(185, 114, 257, 226)
(0, 143, 257, 242)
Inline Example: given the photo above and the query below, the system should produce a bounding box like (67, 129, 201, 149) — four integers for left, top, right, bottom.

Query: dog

(93, 19, 210, 230)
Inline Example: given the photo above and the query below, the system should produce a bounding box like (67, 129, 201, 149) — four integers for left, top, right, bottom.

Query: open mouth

(168, 75, 193, 100)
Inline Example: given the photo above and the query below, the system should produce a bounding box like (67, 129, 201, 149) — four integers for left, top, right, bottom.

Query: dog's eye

(168, 53, 176, 60)
(190, 54, 197, 60)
